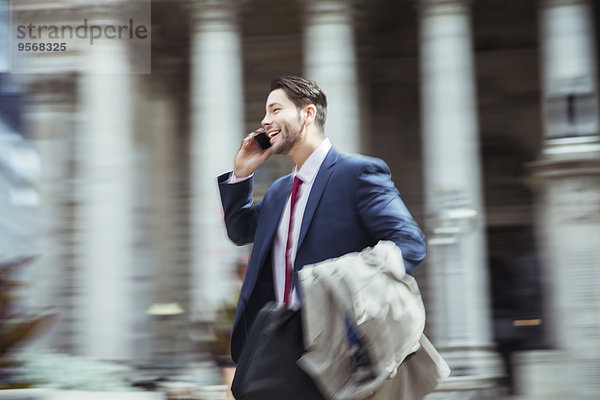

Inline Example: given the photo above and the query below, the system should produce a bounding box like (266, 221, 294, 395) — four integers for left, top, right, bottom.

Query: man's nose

(261, 114, 271, 128)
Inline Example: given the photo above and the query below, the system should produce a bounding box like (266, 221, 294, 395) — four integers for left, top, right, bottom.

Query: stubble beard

(272, 116, 303, 155)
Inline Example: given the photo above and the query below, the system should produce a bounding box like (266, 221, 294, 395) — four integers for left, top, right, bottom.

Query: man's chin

(271, 142, 290, 155)
(270, 144, 283, 154)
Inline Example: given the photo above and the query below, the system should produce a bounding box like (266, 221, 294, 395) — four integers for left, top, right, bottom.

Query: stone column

(540, 0, 599, 140)
(75, 32, 136, 360)
(0, 0, 8, 72)
(26, 77, 76, 353)
(144, 95, 188, 365)
(418, 0, 502, 386)
(190, 0, 245, 318)
(523, 1, 600, 398)
(0, 0, 37, 259)
(303, 0, 360, 153)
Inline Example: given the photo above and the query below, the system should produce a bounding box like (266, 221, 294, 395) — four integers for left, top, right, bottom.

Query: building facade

(5, 0, 600, 398)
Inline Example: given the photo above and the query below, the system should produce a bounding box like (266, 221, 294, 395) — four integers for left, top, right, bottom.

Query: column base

(511, 350, 567, 400)
(527, 145, 600, 400)
(423, 346, 506, 398)
(513, 350, 600, 400)
(425, 375, 507, 400)
(440, 346, 504, 377)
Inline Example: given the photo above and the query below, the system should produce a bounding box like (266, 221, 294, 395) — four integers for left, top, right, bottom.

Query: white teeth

(268, 130, 280, 138)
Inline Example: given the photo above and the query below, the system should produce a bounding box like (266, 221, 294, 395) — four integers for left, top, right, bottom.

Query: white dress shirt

(272, 138, 331, 309)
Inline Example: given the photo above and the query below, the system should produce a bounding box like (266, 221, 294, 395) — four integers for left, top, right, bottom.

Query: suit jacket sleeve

(354, 160, 426, 274)
(217, 172, 262, 246)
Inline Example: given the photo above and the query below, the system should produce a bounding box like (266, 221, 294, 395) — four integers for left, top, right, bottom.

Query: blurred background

(1, 0, 599, 399)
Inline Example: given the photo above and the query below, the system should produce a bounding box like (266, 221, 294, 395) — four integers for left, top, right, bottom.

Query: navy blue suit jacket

(217, 147, 426, 362)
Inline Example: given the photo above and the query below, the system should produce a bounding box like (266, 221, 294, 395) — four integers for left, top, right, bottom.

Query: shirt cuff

(227, 171, 253, 184)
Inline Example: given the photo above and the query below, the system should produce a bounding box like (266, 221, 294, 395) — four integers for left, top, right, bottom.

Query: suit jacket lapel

(297, 147, 339, 251)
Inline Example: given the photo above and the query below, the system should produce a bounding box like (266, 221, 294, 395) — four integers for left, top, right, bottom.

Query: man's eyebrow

(267, 102, 283, 109)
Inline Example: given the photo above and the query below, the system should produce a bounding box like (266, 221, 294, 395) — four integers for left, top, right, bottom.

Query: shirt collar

(294, 138, 332, 184)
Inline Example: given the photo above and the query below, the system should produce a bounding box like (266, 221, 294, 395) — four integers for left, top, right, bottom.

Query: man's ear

(303, 104, 317, 125)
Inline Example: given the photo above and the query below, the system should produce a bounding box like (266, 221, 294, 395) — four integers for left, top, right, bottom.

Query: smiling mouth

(267, 130, 281, 139)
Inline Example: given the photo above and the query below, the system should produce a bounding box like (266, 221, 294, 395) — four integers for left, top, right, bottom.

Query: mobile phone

(254, 130, 272, 150)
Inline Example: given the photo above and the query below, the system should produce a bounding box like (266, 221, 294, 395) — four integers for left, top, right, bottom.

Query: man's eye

(273, 108, 281, 113)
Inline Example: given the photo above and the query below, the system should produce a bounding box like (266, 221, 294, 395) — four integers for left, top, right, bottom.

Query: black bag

(231, 302, 327, 400)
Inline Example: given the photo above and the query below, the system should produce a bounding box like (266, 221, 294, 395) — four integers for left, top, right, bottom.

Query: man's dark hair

(270, 75, 328, 131)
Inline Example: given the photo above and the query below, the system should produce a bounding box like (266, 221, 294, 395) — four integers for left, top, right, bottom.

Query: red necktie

(283, 176, 303, 304)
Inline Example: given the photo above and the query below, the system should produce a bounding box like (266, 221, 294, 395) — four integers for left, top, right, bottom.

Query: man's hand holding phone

(233, 128, 273, 178)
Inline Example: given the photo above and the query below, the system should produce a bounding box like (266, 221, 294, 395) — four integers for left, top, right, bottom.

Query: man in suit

(218, 75, 426, 363)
